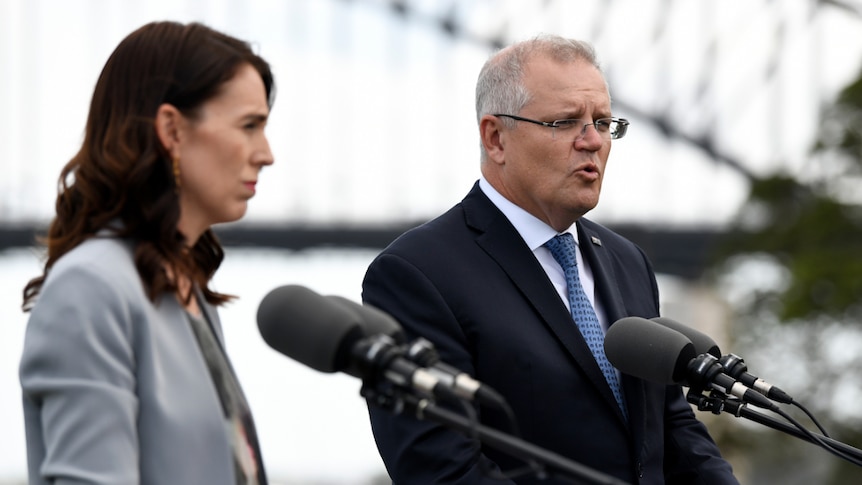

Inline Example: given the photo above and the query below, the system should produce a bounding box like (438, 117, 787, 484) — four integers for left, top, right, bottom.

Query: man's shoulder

(384, 204, 469, 253)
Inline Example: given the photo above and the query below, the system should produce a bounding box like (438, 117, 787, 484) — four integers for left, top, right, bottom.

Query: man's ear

(479, 114, 506, 165)
(154, 103, 184, 158)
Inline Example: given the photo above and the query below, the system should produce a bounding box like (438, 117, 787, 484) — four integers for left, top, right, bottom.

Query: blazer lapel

(575, 222, 626, 322)
(462, 185, 626, 424)
(577, 221, 648, 437)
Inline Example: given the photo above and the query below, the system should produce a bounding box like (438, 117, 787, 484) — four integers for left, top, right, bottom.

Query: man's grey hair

(475, 35, 605, 159)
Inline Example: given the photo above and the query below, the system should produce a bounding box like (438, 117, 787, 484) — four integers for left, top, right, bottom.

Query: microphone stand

(687, 389, 862, 465)
(363, 384, 629, 485)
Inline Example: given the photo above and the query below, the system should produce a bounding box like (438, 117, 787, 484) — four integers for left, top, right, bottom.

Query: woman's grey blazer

(20, 236, 255, 484)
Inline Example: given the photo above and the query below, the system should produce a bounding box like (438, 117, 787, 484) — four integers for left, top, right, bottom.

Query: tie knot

(545, 233, 578, 269)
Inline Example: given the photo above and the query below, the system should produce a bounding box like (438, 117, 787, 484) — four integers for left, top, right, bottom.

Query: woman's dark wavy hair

(22, 21, 275, 311)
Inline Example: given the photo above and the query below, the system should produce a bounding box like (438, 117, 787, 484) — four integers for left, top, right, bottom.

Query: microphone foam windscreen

(257, 285, 363, 373)
(651, 317, 721, 358)
(605, 317, 697, 384)
(327, 295, 405, 343)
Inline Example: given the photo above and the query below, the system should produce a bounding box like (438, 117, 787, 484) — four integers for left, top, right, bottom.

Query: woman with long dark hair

(20, 21, 275, 484)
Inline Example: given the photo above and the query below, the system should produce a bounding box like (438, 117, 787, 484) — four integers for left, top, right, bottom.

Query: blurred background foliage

(709, 63, 862, 484)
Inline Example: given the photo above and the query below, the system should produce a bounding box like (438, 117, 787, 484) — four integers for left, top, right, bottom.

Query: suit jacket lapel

(462, 185, 627, 424)
(578, 221, 648, 438)
(575, 222, 626, 323)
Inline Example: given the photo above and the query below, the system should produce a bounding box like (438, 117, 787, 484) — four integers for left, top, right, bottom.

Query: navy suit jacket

(362, 182, 738, 484)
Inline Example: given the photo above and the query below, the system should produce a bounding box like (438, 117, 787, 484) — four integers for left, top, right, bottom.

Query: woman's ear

(154, 104, 184, 158)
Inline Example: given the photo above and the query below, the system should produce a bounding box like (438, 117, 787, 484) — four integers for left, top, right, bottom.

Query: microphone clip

(686, 388, 747, 417)
(686, 388, 726, 415)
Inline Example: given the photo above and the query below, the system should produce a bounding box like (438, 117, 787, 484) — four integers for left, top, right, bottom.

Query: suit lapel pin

(591, 236, 602, 246)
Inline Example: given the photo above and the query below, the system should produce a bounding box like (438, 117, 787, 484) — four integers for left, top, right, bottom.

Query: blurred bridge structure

(2, 0, 862, 282)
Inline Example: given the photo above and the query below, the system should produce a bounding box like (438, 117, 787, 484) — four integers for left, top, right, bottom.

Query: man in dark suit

(362, 34, 739, 484)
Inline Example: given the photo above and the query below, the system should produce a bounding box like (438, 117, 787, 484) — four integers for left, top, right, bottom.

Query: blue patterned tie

(545, 233, 627, 419)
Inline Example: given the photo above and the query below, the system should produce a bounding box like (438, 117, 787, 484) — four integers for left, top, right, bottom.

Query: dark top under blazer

(362, 182, 738, 484)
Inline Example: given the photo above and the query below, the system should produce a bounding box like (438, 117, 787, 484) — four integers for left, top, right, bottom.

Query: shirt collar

(478, 175, 579, 250)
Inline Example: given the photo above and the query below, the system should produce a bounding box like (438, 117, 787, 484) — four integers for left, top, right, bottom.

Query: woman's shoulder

(24, 237, 149, 352)
(55, 234, 133, 266)
(45, 236, 141, 296)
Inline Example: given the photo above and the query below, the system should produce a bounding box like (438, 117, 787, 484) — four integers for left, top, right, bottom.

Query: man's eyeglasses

(493, 114, 629, 140)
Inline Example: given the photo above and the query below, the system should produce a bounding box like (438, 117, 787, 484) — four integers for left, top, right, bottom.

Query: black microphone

(327, 294, 406, 343)
(256, 285, 461, 402)
(605, 317, 778, 411)
(605, 316, 697, 384)
(326, 294, 505, 407)
(402, 337, 511, 406)
(651, 317, 793, 404)
(257, 285, 364, 375)
(650, 317, 721, 358)
(719, 353, 794, 404)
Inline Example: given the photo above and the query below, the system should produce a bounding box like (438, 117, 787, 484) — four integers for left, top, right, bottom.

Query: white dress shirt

(478, 175, 611, 333)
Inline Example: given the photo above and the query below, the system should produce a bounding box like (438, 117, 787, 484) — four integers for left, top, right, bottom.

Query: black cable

(768, 405, 862, 467)
(791, 400, 831, 438)
(690, 389, 862, 468)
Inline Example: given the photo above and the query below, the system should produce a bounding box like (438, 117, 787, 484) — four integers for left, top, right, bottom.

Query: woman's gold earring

(173, 157, 181, 190)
